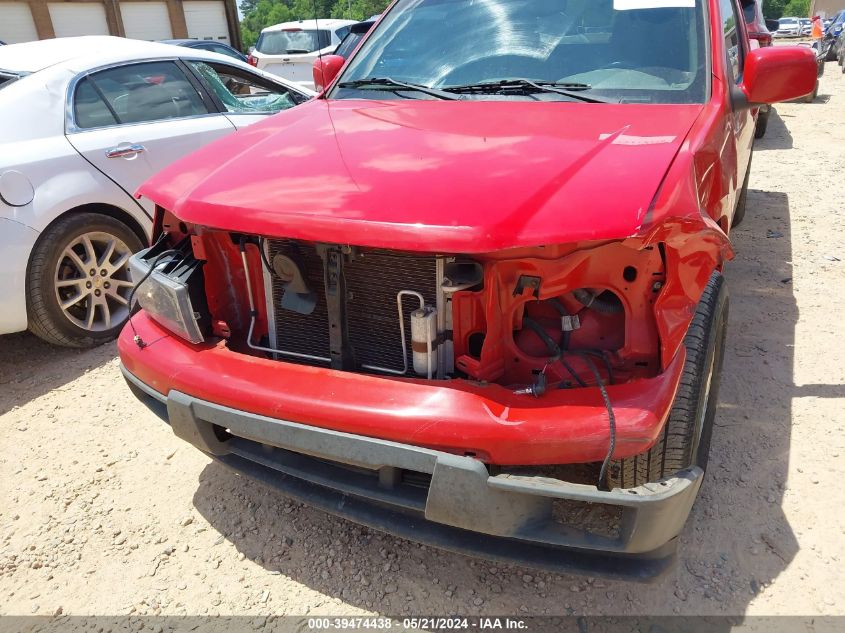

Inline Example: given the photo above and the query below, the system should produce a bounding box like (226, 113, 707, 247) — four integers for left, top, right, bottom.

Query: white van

(248, 19, 356, 89)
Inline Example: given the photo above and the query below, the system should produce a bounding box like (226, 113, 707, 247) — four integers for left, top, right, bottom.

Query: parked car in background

(742, 0, 772, 138)
(160, 39, 247, 63)
(826, 10, 845, 60)
(838, 26, 845, 68)
(800, 18, 812, 36)
(0, 36, 313, 347)
(801, 40, 826, 102)
(247, 19, 356, 89)
(775, 17, 801, 37)
(122, 0, 815, 578)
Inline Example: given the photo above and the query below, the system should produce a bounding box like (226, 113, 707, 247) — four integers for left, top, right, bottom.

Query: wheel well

(25, 202, 150, 292)
(43, 203, 150, 247)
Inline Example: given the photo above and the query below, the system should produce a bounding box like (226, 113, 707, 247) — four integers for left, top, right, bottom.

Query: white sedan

(0, 36, 314, 347)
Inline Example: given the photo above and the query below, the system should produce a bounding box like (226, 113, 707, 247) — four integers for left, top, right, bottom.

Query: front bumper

(119, 312, 685, 465)
(0, 217, 40, 334)
(122, 363, 703, 581)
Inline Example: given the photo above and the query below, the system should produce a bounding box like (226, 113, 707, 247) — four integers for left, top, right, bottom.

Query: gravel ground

(2, 65, 845, 621)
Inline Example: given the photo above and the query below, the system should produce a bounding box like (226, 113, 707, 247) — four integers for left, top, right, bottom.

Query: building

(810, 0, 845, 18)
(0, 0, 241, 49)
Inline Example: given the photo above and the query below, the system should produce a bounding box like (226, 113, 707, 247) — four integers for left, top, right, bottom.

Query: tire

(731, 155, 752, 228)
(26, 212, 143, 348)
(803, 80, 818, 103)
(754, 109, 768, 139)
(607, 272, 729, 489)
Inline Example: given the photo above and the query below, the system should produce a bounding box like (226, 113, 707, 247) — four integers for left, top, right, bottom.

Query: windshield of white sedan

(333, 0, 707, 104)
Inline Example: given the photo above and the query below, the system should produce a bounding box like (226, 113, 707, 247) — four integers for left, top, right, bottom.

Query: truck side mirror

(313, 55, 346, 92)
(741, 46, 817, 105)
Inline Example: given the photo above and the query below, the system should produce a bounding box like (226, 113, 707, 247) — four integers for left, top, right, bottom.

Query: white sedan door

(66, 60, 235, 215)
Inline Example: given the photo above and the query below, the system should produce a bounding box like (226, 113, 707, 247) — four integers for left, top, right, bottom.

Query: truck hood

(138, 99, 703, 253)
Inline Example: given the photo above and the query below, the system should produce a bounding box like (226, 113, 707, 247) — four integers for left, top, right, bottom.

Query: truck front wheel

(607, 272, 729, 489)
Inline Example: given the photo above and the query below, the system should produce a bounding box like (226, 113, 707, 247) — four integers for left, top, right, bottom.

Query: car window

(205, 43, 243, 60)
(255, 29, 331, 54)
(719, 0, 744, 83)
(336, 0, 708, 104)
(74, 77, 119, 128)
(335, 31, 364, 59)
(334, 25, 351, 41)
(188, 61, 306, 113)
(75, 61, 209, 129)
(741, 0, 756, 24)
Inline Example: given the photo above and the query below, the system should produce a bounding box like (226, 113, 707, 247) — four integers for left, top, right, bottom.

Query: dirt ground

(2, 66, 845, 622)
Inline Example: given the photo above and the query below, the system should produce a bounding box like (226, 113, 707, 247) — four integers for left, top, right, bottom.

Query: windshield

(779, 19, 798, 25)
(256, 29, 330, 54)
(333, 0, 707, 104)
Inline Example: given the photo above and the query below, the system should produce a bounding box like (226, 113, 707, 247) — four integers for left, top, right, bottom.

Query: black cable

(579, 349, 614, 385)
(580, 354, 616, 491)
(572, 289, 624, 314)
(258, 237, 275, 276)
(521, 317, 561, 362)
(559, 356, 587, 388)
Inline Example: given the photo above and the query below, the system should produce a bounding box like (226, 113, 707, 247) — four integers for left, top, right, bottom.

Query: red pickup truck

(120, 0, 814, 579)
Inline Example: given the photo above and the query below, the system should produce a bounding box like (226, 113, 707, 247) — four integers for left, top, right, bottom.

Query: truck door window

(719, 0, 745, 83)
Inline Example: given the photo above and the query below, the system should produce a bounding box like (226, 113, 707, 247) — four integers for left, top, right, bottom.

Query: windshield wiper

(337, 77, 458, 100)
(443, 79, 610, 103)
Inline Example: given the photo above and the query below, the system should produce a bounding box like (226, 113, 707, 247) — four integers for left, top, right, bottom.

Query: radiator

(266, 240, 437, 375)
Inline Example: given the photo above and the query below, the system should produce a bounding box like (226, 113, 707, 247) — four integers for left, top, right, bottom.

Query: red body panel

(137, 100, 704, 253)
(120, 312, 684, 465)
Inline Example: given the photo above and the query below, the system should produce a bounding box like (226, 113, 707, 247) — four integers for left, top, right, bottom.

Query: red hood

(138, 99, 703, 253)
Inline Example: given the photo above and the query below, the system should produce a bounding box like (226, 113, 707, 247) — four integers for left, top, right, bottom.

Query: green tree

(330, 0, 390, 20)
(782, 0, 810, 17)
(763, 0, 787, 19)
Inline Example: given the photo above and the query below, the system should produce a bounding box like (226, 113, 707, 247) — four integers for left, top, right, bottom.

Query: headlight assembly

(128, 242, 210, 345)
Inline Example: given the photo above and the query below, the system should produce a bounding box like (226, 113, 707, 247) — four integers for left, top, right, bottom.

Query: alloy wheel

(54, 231, 134, 331)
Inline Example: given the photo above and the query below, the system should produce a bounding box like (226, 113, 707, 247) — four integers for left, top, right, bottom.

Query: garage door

(48, 2, 109, 37)
(121, 2, 173, 40)
(184, 0, 229, 43)
(0, 2, 38, 43)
